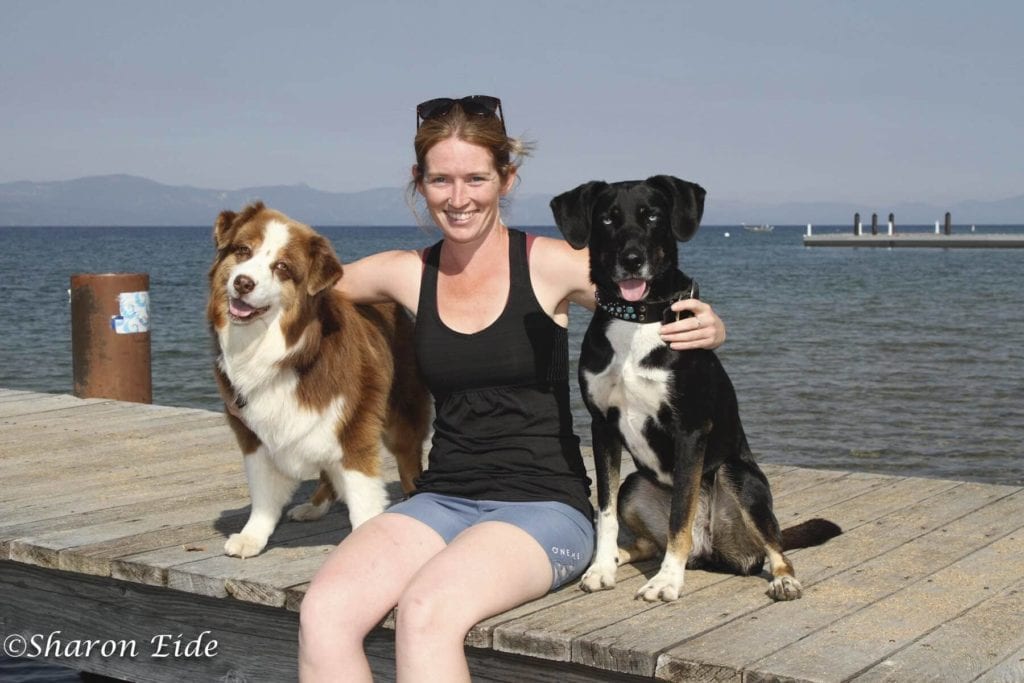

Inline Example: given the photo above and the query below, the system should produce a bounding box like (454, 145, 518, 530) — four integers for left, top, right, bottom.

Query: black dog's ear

(645, 175, 706, 242)
(550, 181, 609, 249)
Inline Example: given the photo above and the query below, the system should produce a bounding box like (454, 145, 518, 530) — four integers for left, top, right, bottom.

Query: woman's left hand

(659, 299, 726, 350)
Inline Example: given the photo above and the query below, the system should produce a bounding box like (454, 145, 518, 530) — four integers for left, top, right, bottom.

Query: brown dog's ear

(214, 202, 267, 250)
(550, 181, 609, 249)
(213, 210, 238, 250)
(645, 175, 706, 242)
(307, 234, 344, 295)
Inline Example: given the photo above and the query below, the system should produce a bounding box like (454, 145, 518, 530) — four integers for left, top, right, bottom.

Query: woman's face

(416, 136, 516, 243)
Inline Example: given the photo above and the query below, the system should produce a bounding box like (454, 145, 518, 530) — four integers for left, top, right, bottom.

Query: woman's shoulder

(522, 232, 594, 308)
(349, 247, 425, 272)
(524, 233, 588, 269)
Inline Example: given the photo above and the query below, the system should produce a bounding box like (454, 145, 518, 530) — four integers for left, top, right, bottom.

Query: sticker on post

(111, 291, 150, 334)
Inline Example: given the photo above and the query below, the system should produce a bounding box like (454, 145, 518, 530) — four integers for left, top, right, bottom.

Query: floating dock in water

(2, 388, 1024, 681)
(804, 233, 1024, 248)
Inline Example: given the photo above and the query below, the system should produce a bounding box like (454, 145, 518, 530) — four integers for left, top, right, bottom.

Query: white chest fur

(582, 320, 673, 484)
(218, 320, 344, 480)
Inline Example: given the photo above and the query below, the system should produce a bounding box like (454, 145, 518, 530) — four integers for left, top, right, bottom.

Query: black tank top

(413, 229, 592, 518)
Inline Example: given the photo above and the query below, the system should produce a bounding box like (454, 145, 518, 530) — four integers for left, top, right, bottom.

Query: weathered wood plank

(117, 509, 354, 596)
(167, 534, 341, 604)
(1, 557, 299, 679)
(851, 576, 1024, 681)
(0, 559, 300, 682)
(456, 466, 844, 653)
(569, 475, 962, 677)
(487, 470, 901, 668)
(655, 486, 1024, 681)
(0, 432, 237, 500)
(0, 410, 223, 452)
(0, 393, 111, 417)
(0, 399, 125, 423)
(748, 520, 1024, 681)
(9, 488, 251, 575)
(158, 495, 378, 605)
(976, 645, 1024, 683)
(0, 388, 36, 399)
(0, 410, 223, 448)
(759, 466, 850, 500)
(4, 392, 1023, 682)
(0, 461, 244, 529)
(0, 560, 655, 683)
(0, 472, 248, 556)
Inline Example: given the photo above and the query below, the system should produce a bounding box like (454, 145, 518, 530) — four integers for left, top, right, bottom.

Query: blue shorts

(387, 492, 595, 589)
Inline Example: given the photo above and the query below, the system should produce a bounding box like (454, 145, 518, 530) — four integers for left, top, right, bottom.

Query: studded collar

(594, 280, 699, 324)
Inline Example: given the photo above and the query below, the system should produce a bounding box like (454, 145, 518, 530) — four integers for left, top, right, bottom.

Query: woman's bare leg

(298, 512, 446, 682)
(394, 521, 553, 682)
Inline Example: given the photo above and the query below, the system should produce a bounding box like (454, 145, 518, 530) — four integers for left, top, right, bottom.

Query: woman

(298, 96, 725, 681)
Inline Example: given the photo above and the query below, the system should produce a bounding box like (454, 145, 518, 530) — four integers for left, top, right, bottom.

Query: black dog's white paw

(767, 575, 803, 601)
(580, 562, 617, 592)
(635, 567, 684, 602)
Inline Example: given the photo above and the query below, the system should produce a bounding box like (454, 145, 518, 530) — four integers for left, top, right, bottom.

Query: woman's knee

(394, 586, 470, 642)
(300, 577, 371, 646)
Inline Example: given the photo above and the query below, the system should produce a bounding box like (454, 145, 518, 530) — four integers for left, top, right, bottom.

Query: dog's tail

(781, 518, 843, 550)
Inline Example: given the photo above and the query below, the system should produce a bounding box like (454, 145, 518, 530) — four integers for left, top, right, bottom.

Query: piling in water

(70, 273, 152, 403)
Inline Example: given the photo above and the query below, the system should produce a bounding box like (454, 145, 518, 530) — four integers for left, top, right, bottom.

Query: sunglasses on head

(416, 95, 505, 133)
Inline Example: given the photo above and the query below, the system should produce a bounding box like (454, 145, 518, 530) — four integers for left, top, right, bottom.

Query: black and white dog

(551, 175, 840, 602)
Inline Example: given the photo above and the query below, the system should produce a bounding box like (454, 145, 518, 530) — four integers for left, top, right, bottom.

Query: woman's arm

(527, 237, 595, 319)
(333, 249, 423, 313)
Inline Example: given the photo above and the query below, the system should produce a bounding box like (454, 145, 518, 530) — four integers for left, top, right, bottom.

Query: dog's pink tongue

(229, 298, 256, 318)
(618, 279, 648, 302)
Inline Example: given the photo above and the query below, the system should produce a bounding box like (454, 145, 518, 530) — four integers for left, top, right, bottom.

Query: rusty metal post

(70, 273, 152, 403)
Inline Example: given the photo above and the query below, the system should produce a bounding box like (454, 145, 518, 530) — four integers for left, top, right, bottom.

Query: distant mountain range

(1, 174, 1021, 226)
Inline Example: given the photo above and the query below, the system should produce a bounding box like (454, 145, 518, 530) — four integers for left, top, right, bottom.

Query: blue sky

(2, 1, 1021, 206)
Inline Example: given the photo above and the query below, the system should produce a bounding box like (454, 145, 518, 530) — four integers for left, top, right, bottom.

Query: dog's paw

(287, 501, 330, 522)
(636, 571, 684, 602)
(767, 575, 803, 601)
(580, 562, 617, 593)
(224, 532, 267, 558)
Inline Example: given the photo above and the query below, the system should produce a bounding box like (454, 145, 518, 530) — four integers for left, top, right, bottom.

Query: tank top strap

(417, 238, 444, 321)
(506, 228, 536, 306)
(424, 238, 443, 271)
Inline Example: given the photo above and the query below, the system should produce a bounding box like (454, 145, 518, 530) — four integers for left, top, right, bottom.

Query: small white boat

(742, 223, 774, 233)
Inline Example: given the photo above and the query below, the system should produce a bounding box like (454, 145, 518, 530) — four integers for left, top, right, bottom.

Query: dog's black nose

(233, 274, 255, 295)
(621, 249, 644, 271)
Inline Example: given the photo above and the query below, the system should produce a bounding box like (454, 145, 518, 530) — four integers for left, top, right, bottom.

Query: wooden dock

(2, 388, 1023, 682)
(803, 233, 1024, 248)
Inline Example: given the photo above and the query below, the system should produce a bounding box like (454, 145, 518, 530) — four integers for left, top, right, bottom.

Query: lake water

(1, 222, 1022, 680)
(2, 223, 1022, 485)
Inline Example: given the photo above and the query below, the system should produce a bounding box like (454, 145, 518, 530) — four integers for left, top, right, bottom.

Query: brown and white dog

(208, 202, 430, 558)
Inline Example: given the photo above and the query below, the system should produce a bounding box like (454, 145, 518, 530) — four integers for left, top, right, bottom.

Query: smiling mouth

(445, 210, 477, 223)
(616, 278, 649, 302)
(228, 297, 270, 322)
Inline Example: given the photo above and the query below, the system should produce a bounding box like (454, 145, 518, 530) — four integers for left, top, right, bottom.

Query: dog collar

(594, 281, 699, 324)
